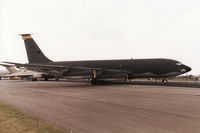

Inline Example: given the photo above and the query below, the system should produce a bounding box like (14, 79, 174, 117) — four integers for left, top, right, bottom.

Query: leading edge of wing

(3, 61, 130, 72)
(3, 62, 67, 70)
(3, 61, 103, 71)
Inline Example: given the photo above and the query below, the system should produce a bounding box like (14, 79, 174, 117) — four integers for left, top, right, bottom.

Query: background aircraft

(0, 63, 57, 81)
(0, 63, 42, 80)
(5, 34, 191, 84)
(0, 69, 9, 80)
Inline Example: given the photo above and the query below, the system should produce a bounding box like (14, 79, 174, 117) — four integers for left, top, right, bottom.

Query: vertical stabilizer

(20, 34, 52, 64)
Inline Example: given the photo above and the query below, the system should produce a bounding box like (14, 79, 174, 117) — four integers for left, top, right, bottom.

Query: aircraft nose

(181, 64, 192, 73)
(185, 65, 192, 72)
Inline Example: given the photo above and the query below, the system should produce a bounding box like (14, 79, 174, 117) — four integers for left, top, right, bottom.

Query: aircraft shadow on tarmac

(1, 79, 200, 88)
(62, 80, 200, 88)
(123, 80, 200, 88)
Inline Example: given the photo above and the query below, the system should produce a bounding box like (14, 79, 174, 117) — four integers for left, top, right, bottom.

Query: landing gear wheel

(162, 79, 168, 84)
(32, 78, 37, 81)
(44, 77, 49, 81)
(91, 79, 97, 85)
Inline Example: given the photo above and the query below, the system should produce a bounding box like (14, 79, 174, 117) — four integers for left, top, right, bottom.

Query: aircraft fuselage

(48, 58, 191, 78)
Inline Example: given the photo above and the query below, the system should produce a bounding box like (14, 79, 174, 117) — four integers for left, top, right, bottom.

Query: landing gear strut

(125, 73, 129, 82)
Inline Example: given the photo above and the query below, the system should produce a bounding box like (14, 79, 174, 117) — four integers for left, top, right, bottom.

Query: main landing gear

(91, 70, 97, 85)
(125, 73, 129, 82)
(91, 79, 97, 85)
(44, 77, 49, 81)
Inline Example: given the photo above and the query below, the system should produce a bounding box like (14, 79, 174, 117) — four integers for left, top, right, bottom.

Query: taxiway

(0, 80, 200, 133)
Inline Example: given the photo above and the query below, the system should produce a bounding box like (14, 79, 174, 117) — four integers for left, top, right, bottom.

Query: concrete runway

(0, 80, 200, 133)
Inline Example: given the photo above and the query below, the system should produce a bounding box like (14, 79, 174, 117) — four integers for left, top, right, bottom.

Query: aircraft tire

(44, 77, 49, 81)
(162, 79, 168, 85)
(91, 79, 97, 85)
(32, 78, 37, 81)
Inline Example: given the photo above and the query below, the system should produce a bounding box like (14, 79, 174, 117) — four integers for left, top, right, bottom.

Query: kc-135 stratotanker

(5, 34, 191, 84)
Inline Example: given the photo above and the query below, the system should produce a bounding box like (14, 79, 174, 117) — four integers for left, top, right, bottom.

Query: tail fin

(20, 34, 52, 64)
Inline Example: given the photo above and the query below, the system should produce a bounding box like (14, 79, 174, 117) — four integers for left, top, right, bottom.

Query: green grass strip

(0, 102, 64, 133)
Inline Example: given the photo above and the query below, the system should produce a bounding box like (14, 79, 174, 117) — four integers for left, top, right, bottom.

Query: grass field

(0, 102, 64, 133)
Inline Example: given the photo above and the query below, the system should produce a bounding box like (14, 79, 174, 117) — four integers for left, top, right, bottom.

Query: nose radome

(183, 65, 192, 72)
(187, 66, 192, 72)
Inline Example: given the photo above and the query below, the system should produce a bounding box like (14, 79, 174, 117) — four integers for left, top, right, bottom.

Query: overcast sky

(0, 0, 200, 75)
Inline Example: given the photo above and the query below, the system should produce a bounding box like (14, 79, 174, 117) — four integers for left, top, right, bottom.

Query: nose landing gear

(162, 79, 168, 84)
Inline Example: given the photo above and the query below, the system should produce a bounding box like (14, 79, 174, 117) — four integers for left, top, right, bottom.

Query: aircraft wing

(4, 62, 130, 79)
(4, 62, 66, 69)
(4, 62, 69, 77)
(2, 73, 33, 79)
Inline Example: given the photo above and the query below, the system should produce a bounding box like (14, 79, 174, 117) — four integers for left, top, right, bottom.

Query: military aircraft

(4, 34, 191, 84)
(0, 69, 8, 80)
(0, 63, 56, 81)
(0, 65, 19, 80)
(0, 63, 43, 80)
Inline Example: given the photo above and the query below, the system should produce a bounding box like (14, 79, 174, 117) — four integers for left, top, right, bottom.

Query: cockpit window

(176, 62, 182, 66)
